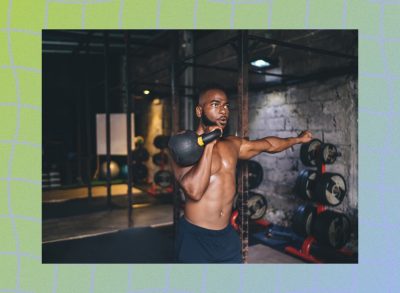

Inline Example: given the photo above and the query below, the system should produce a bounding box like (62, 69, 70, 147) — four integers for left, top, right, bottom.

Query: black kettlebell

(168, 129, 222, 166)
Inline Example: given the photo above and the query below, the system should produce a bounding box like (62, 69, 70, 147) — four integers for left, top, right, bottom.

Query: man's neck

(196, 123, 207, 135)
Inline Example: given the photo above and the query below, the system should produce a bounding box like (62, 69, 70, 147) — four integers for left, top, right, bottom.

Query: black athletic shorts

(175, 216, 242, 263)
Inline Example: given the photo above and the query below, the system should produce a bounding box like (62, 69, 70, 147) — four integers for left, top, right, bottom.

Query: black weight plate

(233, 193, 239, 210)
(154, 135, 170, 149)
(292, 204, 317, 237)
(152, 152, 169, 166)
(132, 163, 148, 184)
(248, 161, 263, 189)
(312, 210, 351, 249)
(300, 139, 322, 166)
(321, 143, 338, 164)
(314, 173, 347, 206)
(154, 170, 173, 188)
(295, 169, 318, 201)
(132, 147, 149, 162)
(236, 160, 264, 190)
(248, 192, 268, 220)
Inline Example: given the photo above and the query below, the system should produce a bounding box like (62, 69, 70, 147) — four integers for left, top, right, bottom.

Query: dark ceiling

(42, 30, 357, 98)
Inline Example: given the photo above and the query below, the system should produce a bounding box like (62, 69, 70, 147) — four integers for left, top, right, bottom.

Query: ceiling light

(143, 90, 150, 95)
(251, 59, 271, 68)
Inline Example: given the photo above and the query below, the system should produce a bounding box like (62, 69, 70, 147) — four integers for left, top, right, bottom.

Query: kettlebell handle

(198, 129, 222, 146)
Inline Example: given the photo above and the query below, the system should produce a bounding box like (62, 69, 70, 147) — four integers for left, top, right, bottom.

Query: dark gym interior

(42, 30, 358, 263)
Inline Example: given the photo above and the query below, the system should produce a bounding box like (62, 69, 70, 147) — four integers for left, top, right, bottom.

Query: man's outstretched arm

(237, 130, 313, 160)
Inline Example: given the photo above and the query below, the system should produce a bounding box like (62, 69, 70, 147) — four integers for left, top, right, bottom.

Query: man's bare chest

(210, 140, 238, 175)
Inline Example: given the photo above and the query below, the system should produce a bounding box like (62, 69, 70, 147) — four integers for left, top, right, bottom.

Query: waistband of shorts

(180, 216, 232, 235)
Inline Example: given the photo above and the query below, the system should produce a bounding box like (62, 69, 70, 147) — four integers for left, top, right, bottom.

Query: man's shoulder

(223, 135, 242, 146)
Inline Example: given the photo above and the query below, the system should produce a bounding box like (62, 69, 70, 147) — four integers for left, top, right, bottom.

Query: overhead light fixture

(251, 59, 271, 68)
(143, 90, 150, 95)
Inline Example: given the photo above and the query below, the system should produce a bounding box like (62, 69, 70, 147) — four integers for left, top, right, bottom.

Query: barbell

(300, 140, 341, 166)
(295, 170, 347, 206)
(292, 205, 351, 249)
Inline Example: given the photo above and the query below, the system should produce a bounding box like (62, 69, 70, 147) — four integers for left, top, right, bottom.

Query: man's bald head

(197, 85, 228, 106)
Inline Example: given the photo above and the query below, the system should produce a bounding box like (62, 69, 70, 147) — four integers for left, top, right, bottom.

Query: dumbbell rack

(285, 159, 354, 263)
(147, 149, 173, 196)
(284, 158, 328, 263)
(230, 209, 271, 231)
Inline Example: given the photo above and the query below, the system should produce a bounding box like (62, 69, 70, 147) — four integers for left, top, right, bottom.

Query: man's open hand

(206, 126, 223, 137)
(297, 130, 313, 144)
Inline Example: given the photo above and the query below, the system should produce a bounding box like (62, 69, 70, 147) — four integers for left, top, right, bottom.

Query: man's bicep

(239, 138, 273, 159)
(169, 155, 193, 183)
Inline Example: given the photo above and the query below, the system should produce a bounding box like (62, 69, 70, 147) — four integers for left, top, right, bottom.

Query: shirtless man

(170, 86, 313, 263)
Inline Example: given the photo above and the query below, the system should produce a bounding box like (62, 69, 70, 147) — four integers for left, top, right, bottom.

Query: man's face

(197, 89, 230, 129)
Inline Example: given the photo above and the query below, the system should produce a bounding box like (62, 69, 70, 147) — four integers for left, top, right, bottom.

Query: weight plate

(132, 163, 148, 184)
(321, 143, 338, 164)
(233, 193, 240, 210)
(152, 152, 169, 166)
(292, 204, 317, 237)
(154, 170, 173, 188)
(300, 139, 322, 166)
(312, 210, 351, 249)
(154, 135, 170, 149)
(132, 147, 150, 162)
(315, 173, 347, 206)
(248, 192, 268, 220)
(295, 169, 318, 200)
(236, 160, 264, 190)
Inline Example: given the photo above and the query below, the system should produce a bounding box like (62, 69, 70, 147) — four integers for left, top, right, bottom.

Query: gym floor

(43, 186, 304, 263)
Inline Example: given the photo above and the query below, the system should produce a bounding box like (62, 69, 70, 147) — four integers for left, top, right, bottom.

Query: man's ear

(195, 105, 202, 118)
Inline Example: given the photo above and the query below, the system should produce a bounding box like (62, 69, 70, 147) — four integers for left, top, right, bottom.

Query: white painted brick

(266, 172, 285, 182)
(286, 86, 309, 104)
(325, 163, 348, 178)
(309, 83, 338, 102)
(249, 94, 265, 109)
(285, 117, 308, 131)
(275, 158, 298, 171)
(275, 130, 300, 138)
(322, 100, 343, 114)
(274, 183, 296, 195)
(265, 117, 285, 130)
(265, 91, 286, 106)
(308, 114, 335, 130)
(255, 154, 278, 170)
(323, 131, 350, 145)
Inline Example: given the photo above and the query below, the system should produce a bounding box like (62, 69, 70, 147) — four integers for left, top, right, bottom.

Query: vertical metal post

(237, 30, 249, 263)
(76, 88, 83, 184)
(182, 31, 194, 130)
(85, 41, 92, 199)
(170, 31, 180, 239)
(125, 31, 134, 227)
(104, 31, 112, 206)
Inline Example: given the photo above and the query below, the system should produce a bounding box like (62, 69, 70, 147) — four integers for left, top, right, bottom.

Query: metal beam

(125, 32, 134, 227)
(180, 36, 238, 63)
(237, 30, 249, 264)
(104, 31, 112, 207)
(183, 62, 299, 79)
(170, 31, 181, 243)
(84, 36, 93, 200)
(249, 35, 357, 60)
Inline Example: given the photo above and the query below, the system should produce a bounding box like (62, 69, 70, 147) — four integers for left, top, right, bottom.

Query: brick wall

(247, 75, 358, 233)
